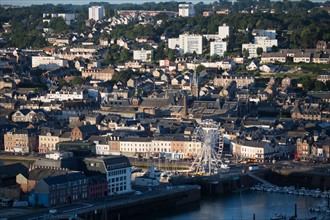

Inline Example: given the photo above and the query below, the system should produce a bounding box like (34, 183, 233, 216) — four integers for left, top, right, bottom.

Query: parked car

(49, 209, 57, 215)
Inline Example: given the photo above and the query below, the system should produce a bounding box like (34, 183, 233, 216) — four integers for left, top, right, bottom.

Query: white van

(13, 201, 28, 208)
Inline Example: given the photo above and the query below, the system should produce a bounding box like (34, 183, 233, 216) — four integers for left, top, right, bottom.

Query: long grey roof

(42, 172, 87, 186)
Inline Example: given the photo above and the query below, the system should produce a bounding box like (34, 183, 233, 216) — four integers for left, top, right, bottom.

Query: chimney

(183, 95, 188, 117)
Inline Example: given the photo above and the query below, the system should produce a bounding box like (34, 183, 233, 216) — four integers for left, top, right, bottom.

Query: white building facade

(179, 34, 203, 54)
(45, 89, 88, 101)
(32, 56, 68, 70)
(210, 41, 227, 57)
(218, 24, 230, 39)
(133, 50, 153, 62)
(179, 4, 195, 17)
(89, 6, 105, 21)
(104, 157, 131, 196)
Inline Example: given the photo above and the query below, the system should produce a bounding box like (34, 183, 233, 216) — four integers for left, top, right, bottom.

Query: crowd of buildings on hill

(0, 2, 329, 210)
(0, 2, 329, 160)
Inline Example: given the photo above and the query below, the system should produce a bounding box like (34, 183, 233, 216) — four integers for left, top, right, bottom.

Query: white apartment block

(210, 41, 227, 57)
(32, 56, 68, 70)
(218, 24, 230, 39)
(133, 49, 153, 62)
(204, 24, 230, 40)
(43, 13, 76, 25)
(46, 89, 88, 101)
(242, 43, 259, 58)
(253, 29, 277, 40)
(168, 38, 180, 49)
(89, 6, 105, 21)
(254, 36, 278, 52)
(85, 157, 131, 196)
(179, 4, 195, 17)
(179, 34, 203, 54)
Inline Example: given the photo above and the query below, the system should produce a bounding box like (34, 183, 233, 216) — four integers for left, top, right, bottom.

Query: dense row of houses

(1, 155, 131, 207)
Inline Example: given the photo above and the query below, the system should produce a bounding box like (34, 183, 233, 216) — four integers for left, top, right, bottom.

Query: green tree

(314, 81, 326, 91)
(256, 47, 263, 56)
(326, 81, 330, 91)
(166, 49, 176, 61)
(196, 65, 206, 74)
(301, 76, 315, 91)
(119, 49, 131, 63)
(71, 76, 85, 86)
(243, 48, 250, 58)
(49, 17, 69, 33)
(58, 79, 69, 87)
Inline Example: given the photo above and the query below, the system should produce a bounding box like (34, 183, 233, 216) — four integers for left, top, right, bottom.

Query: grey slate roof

(28, 168, 69, 180)
(42, 172, 87, 186)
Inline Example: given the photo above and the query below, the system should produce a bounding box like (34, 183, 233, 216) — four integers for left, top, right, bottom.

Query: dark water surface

(144, 191, 327, 220)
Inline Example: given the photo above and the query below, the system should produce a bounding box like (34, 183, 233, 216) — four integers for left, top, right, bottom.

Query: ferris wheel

(189, 119, 225, 175)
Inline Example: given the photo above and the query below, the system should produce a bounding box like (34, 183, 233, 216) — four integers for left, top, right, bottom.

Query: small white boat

(161, 171, 168, 178)
(270, 213, 286, 220)
(131, 166, 143, 173)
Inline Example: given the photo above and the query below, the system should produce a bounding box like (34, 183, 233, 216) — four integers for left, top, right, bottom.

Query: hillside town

(0, 1, 330, 219)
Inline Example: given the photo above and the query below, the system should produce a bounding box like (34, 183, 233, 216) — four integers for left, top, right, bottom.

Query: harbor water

(143, 190, 329, 220)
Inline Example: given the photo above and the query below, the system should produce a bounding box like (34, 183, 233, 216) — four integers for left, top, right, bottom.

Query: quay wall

(264, 170, 330, 190)
(77, 185, 201, 220)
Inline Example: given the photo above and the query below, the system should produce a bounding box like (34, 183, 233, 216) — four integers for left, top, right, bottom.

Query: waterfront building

(16, 168, 69, 193)
(56, 141, 96, 155)
(4, 129, 38, 153)
(231, 140, 278, 162)
(88, 176, 108, 199)
(30, 172, 88, 207)
(135, 164, 160, 186)
(296, 138, 311, 161)
(0, 163, 29, 188)
(38, 129, 71, 153)
(179, 4, 195, 17)
(118, 136, 201, 159)
(84, 156, 132, 196)
(89, 6, 105, 21)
